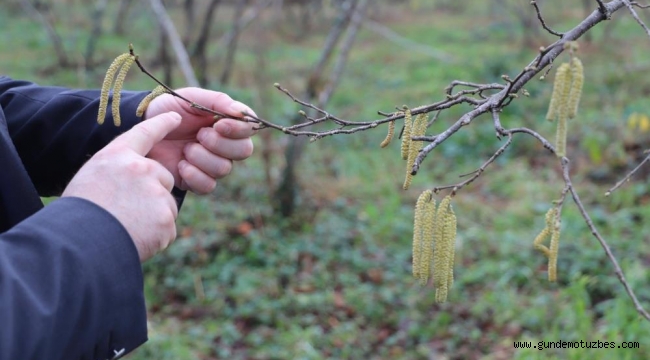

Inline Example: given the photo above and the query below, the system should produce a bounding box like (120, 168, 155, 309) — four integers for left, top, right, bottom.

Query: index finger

(112, 111, 182, 155)
(174, 88, 257, 118)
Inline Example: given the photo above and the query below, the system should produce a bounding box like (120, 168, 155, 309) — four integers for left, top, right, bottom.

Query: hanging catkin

(98, 53, 132, 125)
(111, 55, 136, 127)
(546, 63, 571, 122)
(567, 57, 584, 120)
(401, 108, 412, 160)
(434, 195, 456, 303)
(533, 207, 561, 282)
(403, 113, 428, 190)
(554, 63, 572, 157)
(380, 120, 396, 148)
(419, 195, 436, 285)
(412, 190, 430, 279)
(548, 211, 561, 282)
(136, 85, 168, 117)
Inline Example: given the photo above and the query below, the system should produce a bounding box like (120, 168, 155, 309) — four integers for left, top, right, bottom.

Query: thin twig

(623, 0, 650, 38)
(531, 1, 563, 37)
(605, 152, 650, 196)
(432, 133, 513, 194)
(561, 158, 650, 321)
(631, 1, 650, 8)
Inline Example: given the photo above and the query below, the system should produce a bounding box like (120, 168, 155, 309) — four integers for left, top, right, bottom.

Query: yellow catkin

(445, 207, 457, 291)
(548, 211, 561, 282)
(554, 63, 572, 157)
(533, 208, 556, 257)
(546, 63, 570, 121)
(434, 195, 452, 303)
(403, 113, 428, 190)
(136, 85, 168, 117)
(567, 57, 584, 120)
(111, 55, 135, 127)
(380, 120, 396, 148)
(419, 196, 437, 285)
(98, 53, 131, 125)
(400, 109, 412, 160)
(412, 190, 431, 279)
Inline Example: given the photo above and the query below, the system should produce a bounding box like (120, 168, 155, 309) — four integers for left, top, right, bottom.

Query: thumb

(113, 111, 182, 155)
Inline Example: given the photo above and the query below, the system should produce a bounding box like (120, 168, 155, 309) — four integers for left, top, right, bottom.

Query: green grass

(3, 1, 650, 359)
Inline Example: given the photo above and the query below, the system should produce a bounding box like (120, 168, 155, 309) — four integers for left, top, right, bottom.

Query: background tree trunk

(149, 0, 200, 87)
(273, 0, 367, 218)
(191, 0, 222, 86)
(19, 0, 70, 68)
(219, 0, 248, 85)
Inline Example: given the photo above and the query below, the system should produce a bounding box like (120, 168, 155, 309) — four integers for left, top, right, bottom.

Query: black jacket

(0, 76, 150, 360)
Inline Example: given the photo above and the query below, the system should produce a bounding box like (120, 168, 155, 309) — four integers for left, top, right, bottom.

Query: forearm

(0, 76, 148, 195)
(0, 197, 147, 360)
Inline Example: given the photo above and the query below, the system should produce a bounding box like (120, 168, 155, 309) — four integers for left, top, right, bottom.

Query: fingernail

(197, 128, 208, 142)
(179, 160, 188, 171)
(229, 101, 255, 117)
(214, 121, 231, 136)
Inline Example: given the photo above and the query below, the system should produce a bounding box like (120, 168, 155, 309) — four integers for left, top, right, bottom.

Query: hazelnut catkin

(548, 211, 561, 282)
(380, 120, 396, 148)
(136, 85, 168, 117)
(98, 53, 131, 125)
(403, 113, 428, 190)
(546, 63, 570, 122)
(400, 109, 412, 160)
(554, 63, 572, 157)
(567, 57, 584, 120)
(111, 55, 136, 127)
(412, 190, 431, 279)
(419, 195, 436, 285)
(434, 195, 454, 303)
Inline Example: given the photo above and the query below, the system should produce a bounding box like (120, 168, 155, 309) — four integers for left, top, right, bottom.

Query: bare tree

(84, 0, 109, 71)
(219, 0, 248, 85)
(113, 0, 134, 35)
(148, 0, 199, 87)
(273, 0, 368, 217)
(19, 0, 70, 68)
(191, 0, 222, 86)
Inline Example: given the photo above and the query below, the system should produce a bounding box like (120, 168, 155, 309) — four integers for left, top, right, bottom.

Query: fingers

(150, 159, 176, 192)
(178, 160, 218, 195)
(174, 88, 257, 118)
(213, 119, 257, 139)
(114, 111, 182, 156)
(197, 127, 254, 161)
(183, 143, 233, 179)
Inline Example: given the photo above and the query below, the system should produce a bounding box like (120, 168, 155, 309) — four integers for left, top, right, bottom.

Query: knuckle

(184, 143, 202, 161)
(126, 159, 151, 175)
(200, 130, 219, 150)
(216, 160, 232, 178)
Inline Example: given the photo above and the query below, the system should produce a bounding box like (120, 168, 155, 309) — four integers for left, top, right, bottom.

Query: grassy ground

(2, 1, 650, 359)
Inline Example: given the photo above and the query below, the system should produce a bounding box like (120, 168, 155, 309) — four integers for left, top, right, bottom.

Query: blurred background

(2, 0, 650, 359)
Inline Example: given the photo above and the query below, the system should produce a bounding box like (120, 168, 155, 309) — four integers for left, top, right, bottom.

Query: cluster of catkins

(377, 107, 428, 190)
(412, 192, 457, 303)
(97, 46, 168, 126)
(534, 207, 561, 282)
(546, 43, 584, 157)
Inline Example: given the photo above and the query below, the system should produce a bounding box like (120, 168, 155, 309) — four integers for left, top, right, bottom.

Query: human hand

(62, 112, 182, 261)
(144, 88, 257, 194)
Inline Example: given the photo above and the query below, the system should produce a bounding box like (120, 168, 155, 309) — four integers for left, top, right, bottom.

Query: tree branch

(605, 152, 650, 196)
(561, 158, 650, 322)
(148, 0, 199, 87)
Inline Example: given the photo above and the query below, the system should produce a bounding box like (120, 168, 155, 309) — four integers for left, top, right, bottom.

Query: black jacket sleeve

(0, 197, 148, 360)
(0, 76, 148, 196)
